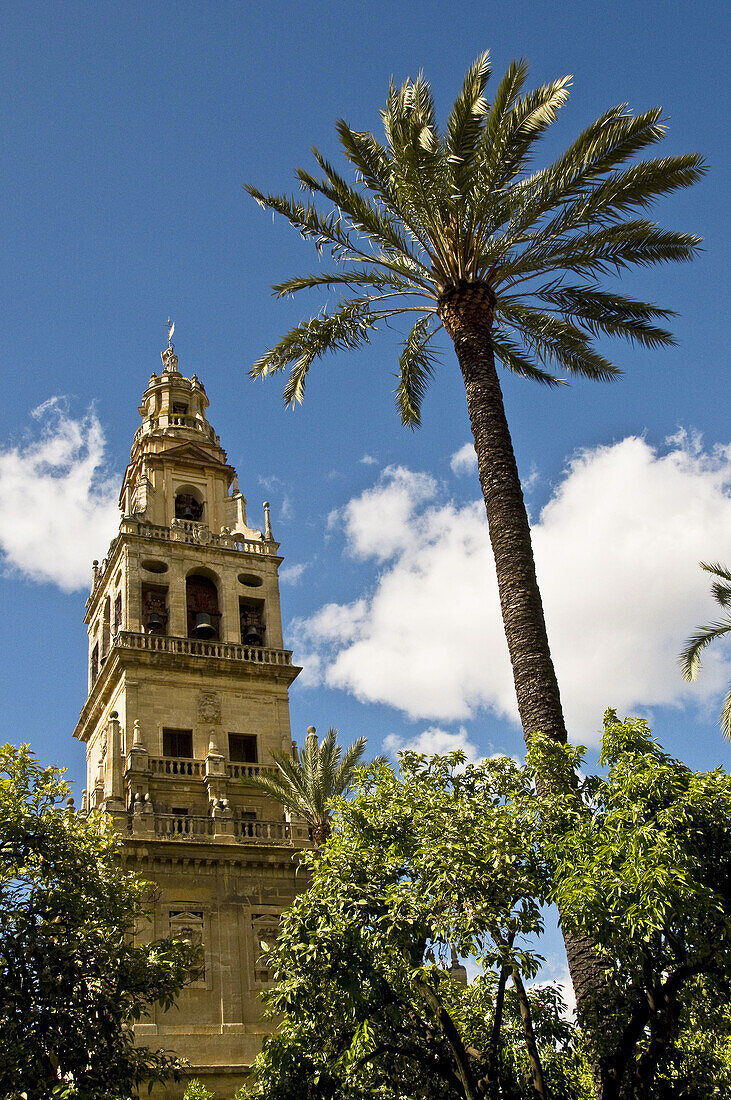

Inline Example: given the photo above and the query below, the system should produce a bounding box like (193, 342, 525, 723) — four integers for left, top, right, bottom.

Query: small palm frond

(251, 299, 378, 404)
(490, 329, 566, 386)
(679, 563, 731, 742)
(396, 317, 440, 426)
(680, 620, 731, 681)
(700, 561, 731, 607)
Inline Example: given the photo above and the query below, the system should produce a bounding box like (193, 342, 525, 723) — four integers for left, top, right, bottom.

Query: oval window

(238, 572, 263, 588)
(141, 559, 169, 574)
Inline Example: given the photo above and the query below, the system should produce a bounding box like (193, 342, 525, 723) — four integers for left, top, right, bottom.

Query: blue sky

(1, 0, 729, 814)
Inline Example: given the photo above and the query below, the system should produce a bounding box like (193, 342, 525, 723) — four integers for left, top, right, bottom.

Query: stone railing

(149, 757, 205, 777)
(147, 814, 311, 845)
(114, 631, 293, 666)
(146, 758, 275, 780)
(120, 518, 276, 556)
(156, 813, 215, 838)
(226, 762, 276, 780)
(133, 416, 219, 444)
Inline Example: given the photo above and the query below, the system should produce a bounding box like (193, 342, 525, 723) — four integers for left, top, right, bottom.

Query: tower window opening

(90, 643, 99, 684)
(141, 584, 168, 634)
(229, 733, 258, 763)
(101, 597, 111, 658)
(175, 492, 204, 521)
(172, 402, 188, 415)
(239, 597, 265, 647)
(187, 574, 220, 639)
(113, 592, 122, 635)
(163, 728, 193, 758)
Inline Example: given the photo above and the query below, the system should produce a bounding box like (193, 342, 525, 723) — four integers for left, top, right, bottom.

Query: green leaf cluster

(0, 744, 197, 1100)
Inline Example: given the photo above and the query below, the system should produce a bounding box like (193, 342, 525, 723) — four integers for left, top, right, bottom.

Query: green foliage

(0, 744, 197, 1100)
(679, 561, 731, 740)
(243, 727, 369, 843)
(248, 751, 593, 1099)
(248, 720, 731, 1099)
(247, 51, 704, 423)
(183, 1080, 215, 1100)
(529, 711, 731, 1093)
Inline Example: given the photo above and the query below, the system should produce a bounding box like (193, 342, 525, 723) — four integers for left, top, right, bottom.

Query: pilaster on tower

(73, 332, 308, 1096)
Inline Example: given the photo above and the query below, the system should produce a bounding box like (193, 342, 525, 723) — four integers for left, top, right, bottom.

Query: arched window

(175, 488, 204, 521)
(186, 574, 220, 639)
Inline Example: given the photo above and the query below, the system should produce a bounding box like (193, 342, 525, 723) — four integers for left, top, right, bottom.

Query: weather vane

(166, 318, 175, 350)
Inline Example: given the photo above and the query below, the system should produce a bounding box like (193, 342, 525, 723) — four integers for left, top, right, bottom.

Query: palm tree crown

(245, 726, 367, 844)
(247, 51, 704, 422)
(680, 562, 731, 740)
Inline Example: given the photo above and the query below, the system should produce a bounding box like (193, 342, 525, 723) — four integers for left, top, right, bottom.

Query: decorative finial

(306, 725, 318, 756)
(263, 501, 273, 541)
(161, 319, 179, 373)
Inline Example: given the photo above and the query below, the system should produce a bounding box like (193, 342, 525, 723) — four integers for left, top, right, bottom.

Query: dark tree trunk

(439, 284, 566, 747)
(439, 283, 614, 1095)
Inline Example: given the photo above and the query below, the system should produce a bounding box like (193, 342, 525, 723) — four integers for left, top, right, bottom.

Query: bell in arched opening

(193, 612, 216, 639)
(186, 574, 220, 640)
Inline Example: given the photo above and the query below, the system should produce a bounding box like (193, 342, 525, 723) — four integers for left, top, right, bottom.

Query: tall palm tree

(680, 562, 731, 740)
(246, 52, 704, 754)
(246, 726, 366, 844)
(245, 54, 704, 1092)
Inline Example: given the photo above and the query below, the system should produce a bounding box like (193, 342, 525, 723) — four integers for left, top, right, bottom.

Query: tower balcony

(115, 630, 294, 666)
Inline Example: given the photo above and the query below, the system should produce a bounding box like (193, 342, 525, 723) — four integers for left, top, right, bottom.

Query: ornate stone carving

(198, 691, 221, 724)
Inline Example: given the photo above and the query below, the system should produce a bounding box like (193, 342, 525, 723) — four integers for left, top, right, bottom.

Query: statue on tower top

(161, 317, 179, 373)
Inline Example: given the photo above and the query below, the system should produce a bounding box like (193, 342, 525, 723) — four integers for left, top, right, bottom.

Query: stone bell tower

(73, 330, 309, 1098)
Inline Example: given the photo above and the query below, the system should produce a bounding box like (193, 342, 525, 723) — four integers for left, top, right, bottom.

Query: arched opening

(186, 573, 220, 640)
(175, 485, 204, 522)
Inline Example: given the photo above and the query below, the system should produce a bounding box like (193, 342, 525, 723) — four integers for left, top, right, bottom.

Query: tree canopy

(248, 715, 731, 1100)
(0, 744, 196, 1100)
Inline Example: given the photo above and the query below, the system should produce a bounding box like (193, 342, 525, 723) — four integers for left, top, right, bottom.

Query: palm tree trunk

(439, 284, 611, 1092)
(439, 285, 566, 747)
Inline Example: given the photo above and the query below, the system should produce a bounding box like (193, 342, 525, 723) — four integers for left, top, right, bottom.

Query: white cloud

(335, 465, 438, 562)
(279, 562, 307, 585)
(296, 437, 731, 744)
(383, 725, 481, 764)
(450, 442, 478, 476)
(360, 454, 378, 466)
(0, 399, 119, 591)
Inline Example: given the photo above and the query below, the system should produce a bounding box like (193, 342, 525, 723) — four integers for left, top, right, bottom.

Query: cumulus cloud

(383, 725, 481, 764)
(450, 442, 478, 476)
(279, 562, 307, 586)
(293, 435, 731, 744)
(0, 398, 119, 591)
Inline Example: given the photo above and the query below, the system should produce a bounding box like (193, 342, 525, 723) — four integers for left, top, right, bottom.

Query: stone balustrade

(118, 517, 276, 556)
(115, 630, 293, 666)
(143, 813, 311, 845)
(149, 757, 205, 777)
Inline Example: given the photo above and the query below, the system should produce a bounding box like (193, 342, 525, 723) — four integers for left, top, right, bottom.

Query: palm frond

(491, 329, 566, 386)
(700, 562, 731, 607)
(528, 282, 676, 349)
(498, 302, 621, 381)
(679, 621, 731, 681)
(251, 298, 379, 405)
(444, 50, 491, 196)
(395, 317, 440, 426)
(272, 269, 412, 298)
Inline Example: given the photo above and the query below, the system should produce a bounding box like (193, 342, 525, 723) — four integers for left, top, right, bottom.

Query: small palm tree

(246, 52, 704, 753)
(246, 726, 367, 844)
(680, 562, 731, 740)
